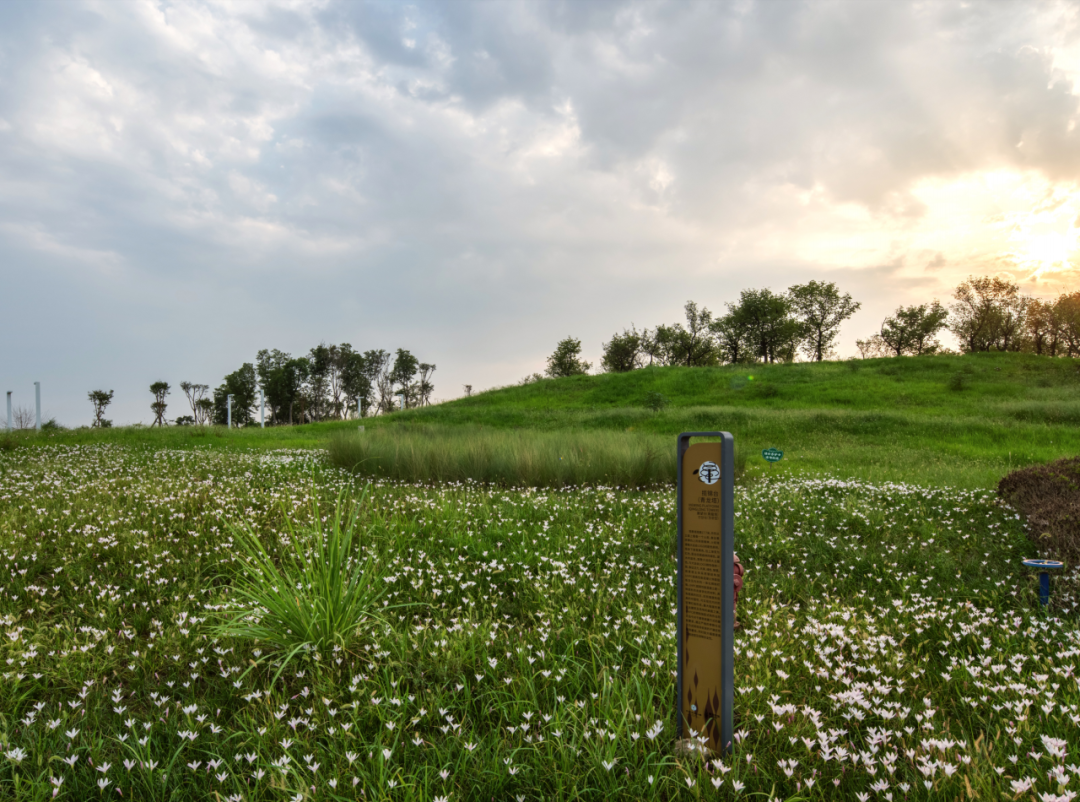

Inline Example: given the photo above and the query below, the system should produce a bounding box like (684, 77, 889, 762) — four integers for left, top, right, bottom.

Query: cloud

(1, 0, 1079, 425)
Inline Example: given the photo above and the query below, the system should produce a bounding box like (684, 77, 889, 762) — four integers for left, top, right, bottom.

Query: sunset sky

(2, 0, 1079, 425)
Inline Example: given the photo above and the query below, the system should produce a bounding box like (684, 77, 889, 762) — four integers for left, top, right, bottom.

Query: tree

(417, 363, 436, 406)
(88, 390, 114, 428)
(601, 327, 644, 373)
(212, 364, 258, 426)
(878, 301, 949, 356)
(340, 351, 371, 418)
(10, 406, 35, 430)
(1025, 298, 1064, 357)
(256, 349, 309, 425)
(711, 313, 749, 364)
(363, 350, 394, 414)
(640, 325, 681, 366)
(1058, 292, 1080, 358)
(306, 344, 333, 421)
(855, 335, 890, 359)
(328, 344, 357, 419)
(949, 276, 1029, 353)
(150, 381, 170, 426)
(195, 398, 214, 425)
(722, 289, 802, 363)
(391, 349, 420, 408)
(545, 337, 591, 377)
(787, 281, 861, 361)
(180, 382, 209, 424)
(672, 301, 718, 366)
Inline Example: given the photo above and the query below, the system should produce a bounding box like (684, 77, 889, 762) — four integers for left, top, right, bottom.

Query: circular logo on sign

(697, 461, 720, 485)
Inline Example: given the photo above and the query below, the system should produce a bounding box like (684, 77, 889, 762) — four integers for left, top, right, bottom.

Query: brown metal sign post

(677, 432, 734, 753)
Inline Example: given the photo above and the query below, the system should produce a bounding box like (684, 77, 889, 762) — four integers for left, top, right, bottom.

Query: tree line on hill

(86, 344, 434, 428)
(544, 276, 1080, 377)
(857, 276, 1080, 359)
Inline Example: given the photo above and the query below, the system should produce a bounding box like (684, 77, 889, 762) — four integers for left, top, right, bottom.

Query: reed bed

(327, 426, 701, 487)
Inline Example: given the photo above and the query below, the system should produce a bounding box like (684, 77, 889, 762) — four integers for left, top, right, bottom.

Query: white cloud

(1, 0, 1079, 425)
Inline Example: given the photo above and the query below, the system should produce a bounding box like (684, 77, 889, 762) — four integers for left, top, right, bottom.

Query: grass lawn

(2, 352, 1077, 800)
(9, 351, 1076, 489)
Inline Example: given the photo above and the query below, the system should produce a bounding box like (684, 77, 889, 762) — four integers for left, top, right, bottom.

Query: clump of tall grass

(215, 490, 390, 680)
(328, 425, 691, 487)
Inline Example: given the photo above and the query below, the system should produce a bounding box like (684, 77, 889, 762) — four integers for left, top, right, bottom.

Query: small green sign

(762, 448, 784, 463)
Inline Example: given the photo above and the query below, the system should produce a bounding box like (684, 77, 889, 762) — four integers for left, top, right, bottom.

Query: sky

(2, 0, 1079, 426)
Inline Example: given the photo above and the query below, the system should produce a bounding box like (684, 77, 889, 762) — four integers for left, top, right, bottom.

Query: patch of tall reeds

(327, 425, 708, 487)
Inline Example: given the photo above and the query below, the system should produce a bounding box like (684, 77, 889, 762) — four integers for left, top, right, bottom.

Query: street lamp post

(34, 382, 41, 431)
(261, 392, 265, 428)
(227, 394, 233, 429)
(5, 391, 11, 431)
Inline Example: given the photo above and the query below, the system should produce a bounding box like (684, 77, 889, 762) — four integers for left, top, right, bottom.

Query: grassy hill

(7, 352, 1077, 488)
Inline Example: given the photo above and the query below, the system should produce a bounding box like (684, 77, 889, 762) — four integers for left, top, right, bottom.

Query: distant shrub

(998, 457, 1080, 570)
(947, 373, 967, 391)
(846, 359, 860, 373)
(41, 418, 63, 431)
(644, 391, 668, 413)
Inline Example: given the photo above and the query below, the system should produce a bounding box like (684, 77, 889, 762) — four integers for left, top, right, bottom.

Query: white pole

(227, 394, 233, 429)
(5, 392, 10, 431)
(357, 398, 361, 420)
(34, 382, 40, 430)
(260, 392, 265, 428)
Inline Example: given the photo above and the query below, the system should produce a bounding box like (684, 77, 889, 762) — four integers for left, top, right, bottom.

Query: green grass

(327, 426, 735, 488)
(0, 443, 1076, 801)
(9, 352, 1079, 488)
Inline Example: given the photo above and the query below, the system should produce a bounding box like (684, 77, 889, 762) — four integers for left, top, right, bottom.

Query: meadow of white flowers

(0, 443, 1075, 801)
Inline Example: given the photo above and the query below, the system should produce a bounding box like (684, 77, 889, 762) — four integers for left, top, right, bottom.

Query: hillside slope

(383, 352, 1080, 487)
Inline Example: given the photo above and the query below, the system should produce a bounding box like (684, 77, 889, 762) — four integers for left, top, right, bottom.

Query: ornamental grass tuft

(216, 489, 390, 680)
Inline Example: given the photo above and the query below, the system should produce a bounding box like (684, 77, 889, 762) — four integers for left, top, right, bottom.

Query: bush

(644, 391, 668, 413)
(214, 491, 393, 683)
(998, 457, 1080, 568)
(947, 373, 967, 391)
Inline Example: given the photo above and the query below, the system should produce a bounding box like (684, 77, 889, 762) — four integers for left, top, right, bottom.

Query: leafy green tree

(722, 289, 802, 363)
(88, 390, 114, 428)
(341, 351, 372, 417)
(640, 325, 680, 366)
(150, 381, 170, 426)
(257, 350, 310, 425)
(669, 301, 719, 366)
(710, 313, 749, 364)
(1057, 292, 1080, 357)
(195, 397, 214, 425)
(1025, 298, 1064, 357)
(601, 327, 644, 372)
(306, 344, 333, 421)
(213, 364, 258, 426)
(787, 281, 861, 361)
(879, 301, 948, 356)
(391, 349, 420, 408)
(949, 276, 1029, 353)
(545, 337, 591, 377)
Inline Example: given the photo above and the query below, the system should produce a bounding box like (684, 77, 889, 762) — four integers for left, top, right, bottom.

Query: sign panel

(677, 433, 734, 753)
(762, 448, 783, 463)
